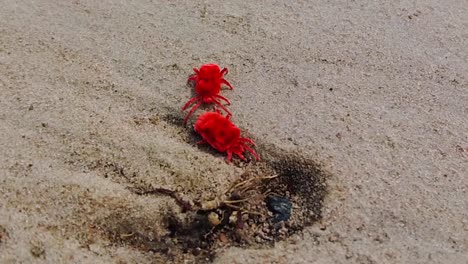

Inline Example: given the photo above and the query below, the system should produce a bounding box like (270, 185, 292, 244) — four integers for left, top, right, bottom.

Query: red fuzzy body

(182, 64, 233, 125)
(194, 111, 260, 163)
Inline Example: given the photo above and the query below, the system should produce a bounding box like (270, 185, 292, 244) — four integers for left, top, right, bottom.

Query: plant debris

(107, 149, 328, 262)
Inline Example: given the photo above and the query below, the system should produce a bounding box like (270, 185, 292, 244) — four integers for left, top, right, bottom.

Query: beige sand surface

(1, 0, 467, 263)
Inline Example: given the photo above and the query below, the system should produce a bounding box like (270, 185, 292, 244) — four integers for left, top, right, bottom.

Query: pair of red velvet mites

(181, 64, 260, 163)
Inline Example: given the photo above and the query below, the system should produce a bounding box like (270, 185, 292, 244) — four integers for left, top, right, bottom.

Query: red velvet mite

(182, 64, 233, 125)
(194, 110, 260, 163)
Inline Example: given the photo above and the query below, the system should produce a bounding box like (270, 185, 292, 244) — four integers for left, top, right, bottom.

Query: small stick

(241, 210, 264, 217)
(224, 204, 243, 210)
(223, 199, 249, 204)
(120, 232, 135, 238)
(132, 187, 192, 213)
(227, 178, 256, 193)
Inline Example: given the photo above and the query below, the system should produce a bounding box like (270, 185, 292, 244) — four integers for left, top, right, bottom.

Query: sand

(1, 0, 467, 263)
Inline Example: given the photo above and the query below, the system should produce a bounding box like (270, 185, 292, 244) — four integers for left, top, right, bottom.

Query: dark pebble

(266, 196, 292, 223)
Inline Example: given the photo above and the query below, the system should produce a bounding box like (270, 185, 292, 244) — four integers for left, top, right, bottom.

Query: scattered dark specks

(266, 196, 292, 223)
(335, 133, 342, 140)
(408, 10, 421, 20)
(292, 78, 299, 87)
(455, 144, 467, 154)
(166, 63, 180, 71)
(0, 225, 8, 243)
(200, 4, 207, 18)
(149, 115, 160, 125)
(328, 233, 340, 243)
(30, 240, 46, 258)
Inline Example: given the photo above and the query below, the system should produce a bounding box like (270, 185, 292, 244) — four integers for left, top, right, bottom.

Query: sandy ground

(1, 0, 467, 263)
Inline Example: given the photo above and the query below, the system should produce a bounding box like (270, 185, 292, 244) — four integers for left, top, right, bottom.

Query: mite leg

(183, 101, 202, 125)
(235, 151, 247, 161)
(213, 99, 232, 117)
(221, 79, 234, 90)
(239, 137, 256, 146)
(182, 97, 199, 110)
(243, 144, 260, 161)
(220, 68, 228, 76)
(188, 75, 197, 82)
(215, 94, 231, 105)
(226, 151, 233, 164)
